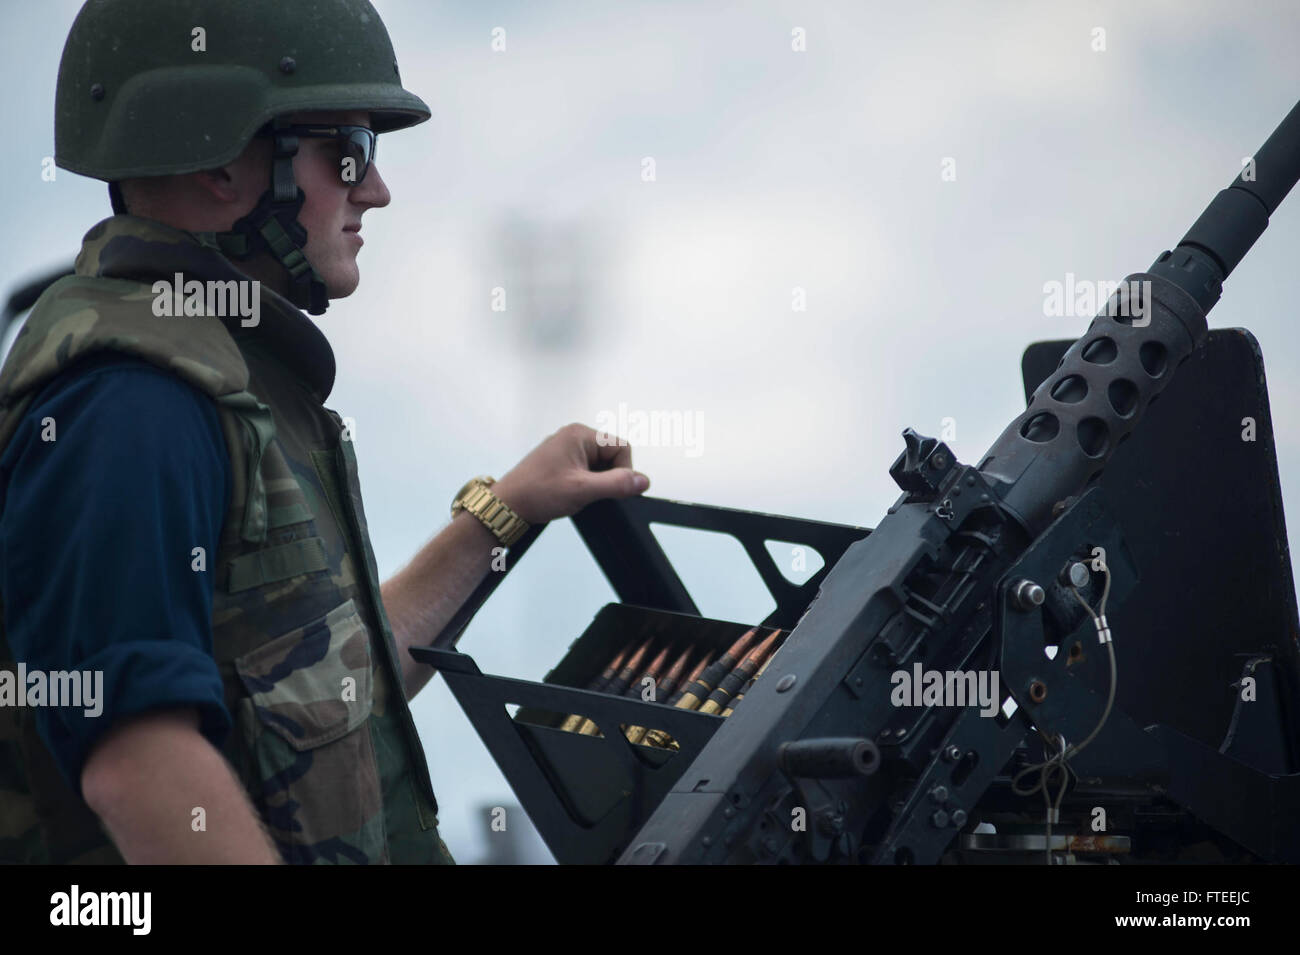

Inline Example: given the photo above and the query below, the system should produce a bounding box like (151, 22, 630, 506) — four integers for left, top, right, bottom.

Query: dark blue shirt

(0, 355, 232, 792)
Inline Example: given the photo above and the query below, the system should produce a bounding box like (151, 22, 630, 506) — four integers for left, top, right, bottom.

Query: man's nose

(355, 162, 391, 208)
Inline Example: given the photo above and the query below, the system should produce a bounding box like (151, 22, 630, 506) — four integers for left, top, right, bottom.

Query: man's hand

(491, 422, 650, 525)
(382, 422, 651, 700)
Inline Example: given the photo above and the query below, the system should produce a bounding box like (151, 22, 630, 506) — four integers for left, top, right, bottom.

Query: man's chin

(324, 269, 360, 300)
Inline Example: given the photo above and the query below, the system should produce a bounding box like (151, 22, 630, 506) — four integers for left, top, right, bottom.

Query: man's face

(278, 109, 391, 299)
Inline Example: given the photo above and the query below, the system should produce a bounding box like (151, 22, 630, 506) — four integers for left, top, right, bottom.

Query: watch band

(451, 476, 530, 547)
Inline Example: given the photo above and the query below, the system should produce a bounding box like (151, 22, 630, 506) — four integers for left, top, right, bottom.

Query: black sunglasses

(264, 124, 378, 185)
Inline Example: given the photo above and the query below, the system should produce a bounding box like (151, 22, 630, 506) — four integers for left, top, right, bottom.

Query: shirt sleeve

(0, 355, 233, 794)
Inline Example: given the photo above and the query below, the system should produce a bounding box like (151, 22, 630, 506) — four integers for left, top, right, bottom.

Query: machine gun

(413, 98, 1300, 865)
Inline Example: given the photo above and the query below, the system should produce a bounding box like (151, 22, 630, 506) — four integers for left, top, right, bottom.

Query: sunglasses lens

(340, 129, 374, 184)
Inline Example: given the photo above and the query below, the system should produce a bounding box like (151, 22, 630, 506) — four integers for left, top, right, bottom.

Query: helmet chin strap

(203, 119, 330, 316)
(108, 181, 128, 215)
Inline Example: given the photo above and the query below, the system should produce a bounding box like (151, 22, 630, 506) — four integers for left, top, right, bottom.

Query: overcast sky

(5, 0, 1300, 863)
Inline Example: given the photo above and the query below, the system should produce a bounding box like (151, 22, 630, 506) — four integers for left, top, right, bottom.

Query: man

(0, 0, 648, 864)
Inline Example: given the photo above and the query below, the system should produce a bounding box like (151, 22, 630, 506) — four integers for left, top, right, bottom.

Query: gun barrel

(980, 99, 1300, 537)
(1159, 97, 1300, 306)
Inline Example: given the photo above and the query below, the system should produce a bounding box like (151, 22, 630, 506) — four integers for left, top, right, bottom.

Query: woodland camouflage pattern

(0, 215, 453, 863)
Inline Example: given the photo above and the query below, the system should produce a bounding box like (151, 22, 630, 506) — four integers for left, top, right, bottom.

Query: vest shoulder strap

(0, 275, 276, 544)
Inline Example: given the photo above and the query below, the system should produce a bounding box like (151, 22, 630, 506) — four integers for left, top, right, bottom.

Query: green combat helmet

(54, 0, 430, 315)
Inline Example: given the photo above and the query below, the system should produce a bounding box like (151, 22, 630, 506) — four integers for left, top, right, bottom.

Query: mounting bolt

(930, 786, 949, 804)
(1063, 561, 1091, 588)
(950, 809, 968, 827)
(943, 745, 962, 762)
(1011, 578, 1045, 611)
(930, 810, 950, 828)
(775, 674, 797, 693)
(930, 451, 948, 470)
(279, 56, 297, 74)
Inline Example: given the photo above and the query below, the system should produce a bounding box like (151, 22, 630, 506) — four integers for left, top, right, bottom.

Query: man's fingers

(587, 427, 634, 471)
(574, 466, 649, 502)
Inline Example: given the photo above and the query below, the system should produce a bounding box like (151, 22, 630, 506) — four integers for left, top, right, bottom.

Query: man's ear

(192, 166, 240, 204)
(194, 138, 272, 206)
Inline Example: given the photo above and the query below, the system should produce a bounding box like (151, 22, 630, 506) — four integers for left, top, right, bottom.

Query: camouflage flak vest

(0, 216, 452, 864)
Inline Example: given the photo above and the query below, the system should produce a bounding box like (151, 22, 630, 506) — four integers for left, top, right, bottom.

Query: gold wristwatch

(451, 475, 530, 547)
